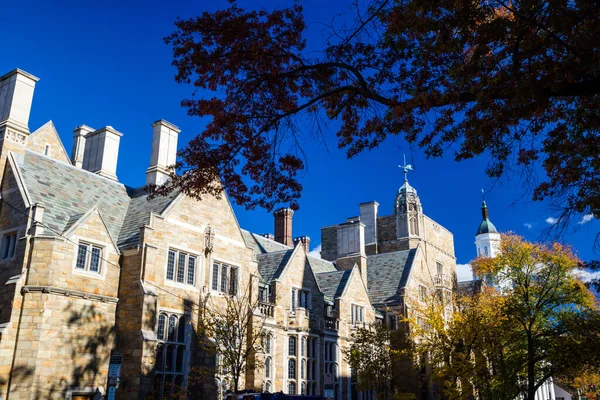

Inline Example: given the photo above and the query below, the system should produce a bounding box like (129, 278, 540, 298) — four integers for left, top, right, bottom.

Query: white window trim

(210, 259, 241, 296)
(164, 246, 202, 291)
(71, 236, 110, 280)
(351, 303, 365, 326)
(0, 228, 20, 263)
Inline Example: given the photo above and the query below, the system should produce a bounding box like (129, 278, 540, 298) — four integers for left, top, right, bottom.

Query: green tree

(345, 323, 399, 400)
(473, 234, 600, 400)
(411, 234, 600, 400)
(160, 0, 600, 230)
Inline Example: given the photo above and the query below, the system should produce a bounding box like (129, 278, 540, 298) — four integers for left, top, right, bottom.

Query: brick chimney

(274, 208, 294, 246)
(293, 236, 310, 254)
(146, 119, 180, 186)
(81, 126, 123, 181)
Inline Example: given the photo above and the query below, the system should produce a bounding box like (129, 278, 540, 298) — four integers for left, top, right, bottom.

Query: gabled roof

(118, 187, 180, 248)
(241, 230, 291, 254)
(19, 151, 130, 243)
(307, 256, 337, 274)
(256, 249, 295, 282)
(315, 269, 351, 301)
(367, 248, 416, 306)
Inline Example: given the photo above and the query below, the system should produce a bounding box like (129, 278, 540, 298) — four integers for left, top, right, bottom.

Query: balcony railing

(258, 301, 275, 318)
(324, 316, 339, 330)
(434, 273, 452, 288)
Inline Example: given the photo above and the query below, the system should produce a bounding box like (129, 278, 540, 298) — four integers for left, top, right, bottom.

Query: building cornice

(21, 285, 119, 303)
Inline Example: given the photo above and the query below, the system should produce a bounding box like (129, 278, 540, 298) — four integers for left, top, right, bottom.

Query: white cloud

(578, 213, 595, 225)
(308, 244, 322, 259)
(523, 222, 532, 229)
(571, 269, 600, 282)
(545, 217, 558, 225)
(456, 263, 474, 282)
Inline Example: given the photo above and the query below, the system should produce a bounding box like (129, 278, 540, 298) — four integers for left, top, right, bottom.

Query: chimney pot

(146, 119, 180, 186)
(81, 126, 123, 181)
(0, 68, 39, 135)
(274, 207, 294, 246)
(72, 125, 95, 168)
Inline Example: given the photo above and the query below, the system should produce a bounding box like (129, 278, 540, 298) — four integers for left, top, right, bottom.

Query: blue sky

(2, 0, 598, 278)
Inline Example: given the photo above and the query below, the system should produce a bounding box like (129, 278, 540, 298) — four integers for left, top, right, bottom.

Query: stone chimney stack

(0, 69, 39, 137)
(146, 119, 180, 186)
(71, 125, 95, 168)
(293, 236, 310, 254)
(274, 208, 294, 246)
(81, 126, 123, 181)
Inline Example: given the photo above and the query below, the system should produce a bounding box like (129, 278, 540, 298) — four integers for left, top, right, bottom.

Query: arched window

(168, 315, 177, 341)
(265, 334, 272, 355)
(265, 380, 272, 393)
(301, 382, 307, 395)
(265, 357, 272, 379)
(155, 312, 189, 399)
(288, 381, 296, 394)
(301, 359, 306, 379)
(288, 336, 296, 356)
(288, 359, 296, 379)
(301, 337, 306, 356)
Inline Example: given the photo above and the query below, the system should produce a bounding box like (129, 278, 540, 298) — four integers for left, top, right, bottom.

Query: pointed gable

(367, 248, 417, 306)
(27, 121, 71, 163)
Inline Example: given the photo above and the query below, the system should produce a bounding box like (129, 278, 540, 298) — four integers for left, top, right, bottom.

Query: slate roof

(457, 279, 484, 297)
(118, 187, 180, 248)
(366, 249, 416, 306)
(256, 249, 295, 282)
(17, 151, 180, 250)
(19, 151, 130, 243)
(307, 257, 337, 274)
(241, 230, 291, 254)
(315, 269, 351, 301)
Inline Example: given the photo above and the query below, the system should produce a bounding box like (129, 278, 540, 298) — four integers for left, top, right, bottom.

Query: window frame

(351, 304, 365, 326)
(211, 260, 239, 296)
(0, 229, 19, 262)
(154, 310, 190, 398)
(74, 241, 104, 275)
(291, 287, 312, 312)
(165, 248, 199, 288)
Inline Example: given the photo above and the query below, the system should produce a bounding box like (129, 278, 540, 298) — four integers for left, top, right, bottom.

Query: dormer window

(351, 304, 365, 326)
(75, 242, 102, 274)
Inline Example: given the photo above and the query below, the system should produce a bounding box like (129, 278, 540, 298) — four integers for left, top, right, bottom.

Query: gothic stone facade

(0, 68, 455, 400)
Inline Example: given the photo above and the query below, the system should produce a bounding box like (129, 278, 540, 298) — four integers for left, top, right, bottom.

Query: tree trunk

(527, 332, 536, 400)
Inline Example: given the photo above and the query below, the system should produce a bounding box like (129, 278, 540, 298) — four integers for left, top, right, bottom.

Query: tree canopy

(411, 234, 600, 400)
(162, 0, 600, 224)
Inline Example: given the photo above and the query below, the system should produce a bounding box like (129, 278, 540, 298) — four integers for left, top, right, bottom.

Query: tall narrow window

(166, 250, 176, 281)
(44, 144, 50, 155)
(288, 336, 296, 356)
(0, 232, 17, 260)
(212, 263, 219, 291)
(437, 262, 443, 275)
(220, 265, 229, 293)
(229, 267, 238, 295)
(288, 359, 296, 379)
(177, 253, 186, 283)
(187, 256, 196, 285)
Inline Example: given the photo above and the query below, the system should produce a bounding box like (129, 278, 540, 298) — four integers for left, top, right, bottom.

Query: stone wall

(320, 226, 337, 262)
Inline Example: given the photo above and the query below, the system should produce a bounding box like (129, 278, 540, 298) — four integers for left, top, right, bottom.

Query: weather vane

(398, 154, 413, 182)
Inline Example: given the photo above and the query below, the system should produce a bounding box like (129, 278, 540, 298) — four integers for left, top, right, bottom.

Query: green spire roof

(476, 200, 498, 235)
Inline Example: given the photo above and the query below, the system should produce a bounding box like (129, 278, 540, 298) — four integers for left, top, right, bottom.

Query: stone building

(0, 68, 456, 400)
